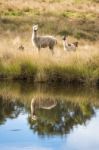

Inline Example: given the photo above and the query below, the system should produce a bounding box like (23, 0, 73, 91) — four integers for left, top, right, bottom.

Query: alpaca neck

(32, 30, 37, 40)
(63, 39, 68, 51)
(64, 39, 68, 46)
(31, 99, 36, 116)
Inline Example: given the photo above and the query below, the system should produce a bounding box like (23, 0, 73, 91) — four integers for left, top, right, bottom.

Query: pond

(0, 81, 99, 150)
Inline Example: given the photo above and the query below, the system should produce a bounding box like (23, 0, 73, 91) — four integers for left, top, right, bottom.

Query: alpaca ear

(32, 24, 38, 30)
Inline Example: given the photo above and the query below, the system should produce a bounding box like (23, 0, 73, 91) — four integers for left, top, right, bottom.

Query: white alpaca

(32, 25, 57, 54)
(31, 98, 57, 120)
(63, 35, 78, 51)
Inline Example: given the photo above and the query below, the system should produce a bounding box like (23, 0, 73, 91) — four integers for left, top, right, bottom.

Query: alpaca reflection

(31, 98, 57, 120)
(29, 99, 95, 136)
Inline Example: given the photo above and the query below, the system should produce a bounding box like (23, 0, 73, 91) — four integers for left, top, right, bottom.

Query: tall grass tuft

(19, 61, 38, 80)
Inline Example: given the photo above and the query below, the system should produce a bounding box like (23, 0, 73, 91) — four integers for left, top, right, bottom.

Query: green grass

(0, 0, 99, 41)
(0, 8, 40, 17)
(0, 10, 98, 41)
(0, 50, 98, 86)
(0, 60, 38, 80)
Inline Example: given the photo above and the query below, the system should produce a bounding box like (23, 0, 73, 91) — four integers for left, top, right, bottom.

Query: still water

(0, 81, 99, 150)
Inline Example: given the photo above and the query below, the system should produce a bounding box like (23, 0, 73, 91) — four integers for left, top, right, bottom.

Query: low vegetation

(0, 47, 98, 85)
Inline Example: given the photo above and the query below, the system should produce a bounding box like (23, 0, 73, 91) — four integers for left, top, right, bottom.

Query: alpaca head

(62, 35, 67, 41)
(33, 25, 38, 31)
(31, 115, 37, 121)
(73, 42, 78, 47)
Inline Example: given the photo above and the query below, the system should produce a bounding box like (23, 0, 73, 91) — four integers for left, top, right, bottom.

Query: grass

(0, 45, 99, 85)
(0, 0, 99, 40)
(0, 0, 99, 85)
(0, 13, 98, 41)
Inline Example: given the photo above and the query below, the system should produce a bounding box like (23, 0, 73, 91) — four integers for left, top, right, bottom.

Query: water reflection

(29, 98, 94, 136)
(0, 82, 99, 150)
(0, 97, 95, 136)
(0, 98, 24, 125)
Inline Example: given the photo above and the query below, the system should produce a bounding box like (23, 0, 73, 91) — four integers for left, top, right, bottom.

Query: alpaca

(32, 25, 57, 54)
(31, 98, 57, 120)
(63, 35, 78, 51)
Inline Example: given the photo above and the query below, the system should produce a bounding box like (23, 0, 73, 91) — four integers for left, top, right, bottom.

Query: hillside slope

(0, 0, 99, 41)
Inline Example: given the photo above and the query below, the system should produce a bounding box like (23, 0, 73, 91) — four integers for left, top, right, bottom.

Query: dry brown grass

(0, 0, 99, 13)
(0, 35, 99, 84)
(0, 0, 99, 41)
(0, 0, 99, 84)
(0, 80, 99, 108)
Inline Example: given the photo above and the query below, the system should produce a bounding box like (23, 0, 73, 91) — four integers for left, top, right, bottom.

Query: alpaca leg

(49, 46, 54, 55)
(49, 47, 54, 55)
(37, 45, 40, 52)
(51, 49, 54, 55)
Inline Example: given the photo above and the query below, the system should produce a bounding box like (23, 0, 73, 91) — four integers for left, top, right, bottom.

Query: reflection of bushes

(0, 98, 24, 125)
(0, 82, 98, 135)
(28, 100, 94, 136)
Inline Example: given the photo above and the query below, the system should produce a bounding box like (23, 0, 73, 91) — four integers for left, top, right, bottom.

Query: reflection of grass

(0, 81, 99, 108)
(0, 82, 98, 133)
(0, 81, 96, 134)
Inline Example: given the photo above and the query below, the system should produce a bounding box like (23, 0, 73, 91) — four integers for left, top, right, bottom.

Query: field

(0, 0, 99, 85)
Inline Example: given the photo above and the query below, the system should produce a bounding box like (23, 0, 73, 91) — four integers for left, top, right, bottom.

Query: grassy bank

(0, 48, 99, 85)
